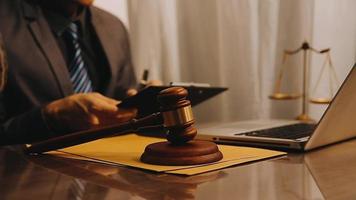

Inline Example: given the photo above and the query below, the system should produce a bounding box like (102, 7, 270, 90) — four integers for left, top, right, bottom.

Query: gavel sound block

(140, 87, 223, 166)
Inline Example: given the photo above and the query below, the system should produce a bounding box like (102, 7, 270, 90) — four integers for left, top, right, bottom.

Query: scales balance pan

(309, 98, 332, 104)
(269, 93, 301, 100)
(308, 50, 339, 105)
(268, 54, 302, 101)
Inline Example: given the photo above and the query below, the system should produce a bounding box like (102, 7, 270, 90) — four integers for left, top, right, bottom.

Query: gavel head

(157, 87, 197, 145)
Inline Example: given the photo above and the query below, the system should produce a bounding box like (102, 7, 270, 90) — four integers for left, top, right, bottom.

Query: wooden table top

(1, 139, 356, 200)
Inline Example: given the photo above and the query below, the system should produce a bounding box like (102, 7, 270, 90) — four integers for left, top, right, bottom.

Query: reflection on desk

(1, 140, 356, 199)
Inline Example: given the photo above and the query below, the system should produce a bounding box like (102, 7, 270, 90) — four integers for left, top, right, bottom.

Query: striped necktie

(66, 22, 93, 93)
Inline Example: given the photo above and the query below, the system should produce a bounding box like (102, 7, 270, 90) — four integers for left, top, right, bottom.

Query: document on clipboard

(119, 83, 228, 117)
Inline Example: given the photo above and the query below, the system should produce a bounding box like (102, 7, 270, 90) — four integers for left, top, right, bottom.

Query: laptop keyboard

(237, 123, 316, 140)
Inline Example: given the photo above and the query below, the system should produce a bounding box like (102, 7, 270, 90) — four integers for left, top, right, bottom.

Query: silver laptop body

(197, 63, 356, 151)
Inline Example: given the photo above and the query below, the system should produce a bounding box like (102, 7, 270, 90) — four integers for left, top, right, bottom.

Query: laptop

(197, 63, 356, 151)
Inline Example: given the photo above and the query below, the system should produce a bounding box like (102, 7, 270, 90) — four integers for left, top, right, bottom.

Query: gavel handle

(25, 113, 163, 154)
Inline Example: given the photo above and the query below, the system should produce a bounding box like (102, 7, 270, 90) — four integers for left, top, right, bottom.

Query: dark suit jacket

(0, 0, 137, 144)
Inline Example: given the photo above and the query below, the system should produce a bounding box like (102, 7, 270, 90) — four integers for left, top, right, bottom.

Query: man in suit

(0, 0, 139, 144)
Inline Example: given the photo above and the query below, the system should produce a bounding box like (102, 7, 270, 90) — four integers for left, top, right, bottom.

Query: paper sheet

(49, 134, 286, 175)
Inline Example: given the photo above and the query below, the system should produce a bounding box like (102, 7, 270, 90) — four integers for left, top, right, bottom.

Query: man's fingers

(115, 108, 138, 122)
(43, 93, 132, 133)
(91, 92, 120, 105)
(126, 89, 137, 97)
(88, 98, 119, 114)
(88, 114, 100, 125)
(77, 93, 118, 114)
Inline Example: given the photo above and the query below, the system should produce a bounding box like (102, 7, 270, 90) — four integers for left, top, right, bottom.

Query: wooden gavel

(26, 87, 198, 154)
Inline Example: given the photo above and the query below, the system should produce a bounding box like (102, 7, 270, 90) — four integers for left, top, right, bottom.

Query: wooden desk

(1, 139, 356, 200)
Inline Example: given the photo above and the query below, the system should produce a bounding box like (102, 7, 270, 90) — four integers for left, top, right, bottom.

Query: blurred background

(94, 0, 356, 124)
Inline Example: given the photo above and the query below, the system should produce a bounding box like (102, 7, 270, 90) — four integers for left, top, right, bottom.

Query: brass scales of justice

(269, 41, 339, 122)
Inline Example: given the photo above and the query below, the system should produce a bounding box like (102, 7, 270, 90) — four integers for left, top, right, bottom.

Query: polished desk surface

(1, 139, 356, 200)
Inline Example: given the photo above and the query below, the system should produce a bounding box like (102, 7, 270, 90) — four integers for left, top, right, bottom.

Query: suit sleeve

(0, 102, 55, 145)
(0, 35, 54, 145)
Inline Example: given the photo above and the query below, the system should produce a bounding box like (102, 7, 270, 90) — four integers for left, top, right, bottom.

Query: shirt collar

(42, 6, 88, 37)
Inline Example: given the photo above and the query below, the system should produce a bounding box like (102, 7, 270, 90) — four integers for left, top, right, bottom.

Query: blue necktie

(66, 22, 93, 93)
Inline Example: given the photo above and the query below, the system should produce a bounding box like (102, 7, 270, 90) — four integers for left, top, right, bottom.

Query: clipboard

(120, 85, 227, 117)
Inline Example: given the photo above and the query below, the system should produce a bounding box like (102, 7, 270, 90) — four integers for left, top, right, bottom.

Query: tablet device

(119, 85, 228, 117)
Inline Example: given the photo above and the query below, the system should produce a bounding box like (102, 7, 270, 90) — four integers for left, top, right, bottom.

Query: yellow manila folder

(49, 134, 286, 175)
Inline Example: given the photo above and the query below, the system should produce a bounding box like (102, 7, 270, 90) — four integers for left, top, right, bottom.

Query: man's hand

(43, 93, 137, 133)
